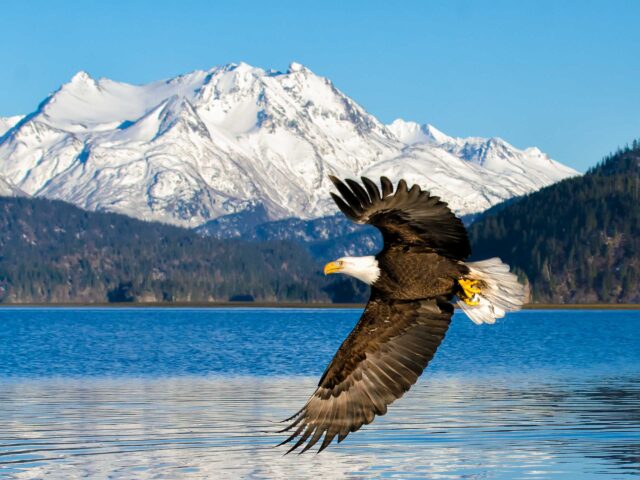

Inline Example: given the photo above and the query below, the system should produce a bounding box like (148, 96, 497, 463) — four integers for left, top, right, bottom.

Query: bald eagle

(278, 176, 525, 453)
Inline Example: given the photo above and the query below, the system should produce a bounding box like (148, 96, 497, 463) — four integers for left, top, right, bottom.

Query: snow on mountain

(387, 119, 452, 145)
(381, 119, 578, 213)
(0, 174, 27, 197)
(0, 115, 24, 137)
(0, 63, 578, 227)
(388, 119, 574, 177)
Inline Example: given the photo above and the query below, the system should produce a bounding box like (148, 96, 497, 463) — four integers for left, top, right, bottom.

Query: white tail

(458, 258, 525, 325)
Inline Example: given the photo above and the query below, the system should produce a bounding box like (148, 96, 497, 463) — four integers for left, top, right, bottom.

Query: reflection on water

(1, 374, 639, 479)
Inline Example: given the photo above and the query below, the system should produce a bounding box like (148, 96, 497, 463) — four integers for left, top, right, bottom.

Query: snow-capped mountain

(0, 63, 577, 227)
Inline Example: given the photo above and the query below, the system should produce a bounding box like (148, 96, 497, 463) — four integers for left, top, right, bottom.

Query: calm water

(0, 308, 639, 479)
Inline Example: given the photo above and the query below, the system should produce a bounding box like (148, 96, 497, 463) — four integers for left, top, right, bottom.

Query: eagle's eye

(338, 260, 344, 266)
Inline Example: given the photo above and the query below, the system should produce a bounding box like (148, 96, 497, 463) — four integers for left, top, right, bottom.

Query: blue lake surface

(0, 308, 639, 479)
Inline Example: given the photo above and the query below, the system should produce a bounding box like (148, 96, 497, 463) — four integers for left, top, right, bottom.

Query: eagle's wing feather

(279, 294, 452, 453)
(329, 175, 471, 260)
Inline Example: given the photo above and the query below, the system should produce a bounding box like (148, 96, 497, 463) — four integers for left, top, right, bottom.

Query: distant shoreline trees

(0, 196, 365, 304)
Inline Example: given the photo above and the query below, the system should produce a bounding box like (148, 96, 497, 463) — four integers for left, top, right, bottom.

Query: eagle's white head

(323, 256, 380, 285)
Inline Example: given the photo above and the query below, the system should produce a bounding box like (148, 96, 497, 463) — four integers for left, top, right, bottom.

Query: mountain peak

(422, 123, 452, 144)
(70, 70, 95, 85)
(387, 119, 452, 145)
(229, 61, 259, 73)
(52, 71, 101, 103)
(387, 119, 424, 144)
(287, 61, 309, 74)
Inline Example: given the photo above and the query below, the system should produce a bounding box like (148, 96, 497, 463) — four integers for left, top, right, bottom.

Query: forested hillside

(0, 197, 364, 303)
(1, 143, 637, 304)
(469, 143, 640, 303)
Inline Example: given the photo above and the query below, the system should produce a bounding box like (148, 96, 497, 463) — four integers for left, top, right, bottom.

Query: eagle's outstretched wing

(329, 175, 471, 260)
(278, 295, 452, 453)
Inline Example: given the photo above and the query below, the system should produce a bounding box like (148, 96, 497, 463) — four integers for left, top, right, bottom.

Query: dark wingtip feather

(361, 176, 381, 202)
(277, 421, 306, 448)
(276, 411, 305, 433)
(328, 175, 341, 187)
(380, 176, 394, 197)
(279, 406, 306, 423)
(317, 431, 338, 453)
(330, 193, 358, 220)
(345, 178, 371, 205)
(285, 424, 316, 455)
(333, 180, 364, 212)
(300, 428, 326, 454)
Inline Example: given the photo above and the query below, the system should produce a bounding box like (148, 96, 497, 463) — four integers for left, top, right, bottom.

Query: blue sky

(2, 0, 639, 171)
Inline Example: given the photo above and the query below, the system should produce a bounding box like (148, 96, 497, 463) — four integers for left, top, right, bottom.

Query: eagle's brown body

(375, 247, 468, 300)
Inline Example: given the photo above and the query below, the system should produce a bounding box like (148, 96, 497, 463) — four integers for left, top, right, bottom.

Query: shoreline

(0, 302, 638, 310)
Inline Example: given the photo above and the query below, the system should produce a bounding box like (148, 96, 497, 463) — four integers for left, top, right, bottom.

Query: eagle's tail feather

(457, 258, 525, 325)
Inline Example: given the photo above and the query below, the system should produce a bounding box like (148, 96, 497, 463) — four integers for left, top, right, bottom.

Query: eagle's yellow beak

(324, 261, 343, 275)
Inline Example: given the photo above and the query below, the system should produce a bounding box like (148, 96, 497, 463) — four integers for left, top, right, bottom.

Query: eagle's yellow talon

(458, 279, 481, 305)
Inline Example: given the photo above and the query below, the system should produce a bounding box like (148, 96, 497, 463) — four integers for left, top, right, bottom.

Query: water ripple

(0, 375, 638, 479)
